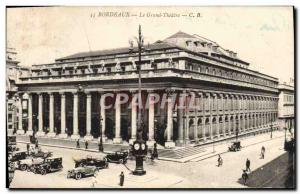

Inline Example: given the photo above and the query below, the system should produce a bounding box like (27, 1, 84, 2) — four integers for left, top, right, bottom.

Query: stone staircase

(158, 146, 206, 159)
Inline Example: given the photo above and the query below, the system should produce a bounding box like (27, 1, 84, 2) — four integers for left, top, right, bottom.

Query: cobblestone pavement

(10, 130, 288, 188)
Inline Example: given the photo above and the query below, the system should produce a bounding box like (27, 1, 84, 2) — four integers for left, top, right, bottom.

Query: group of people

(217, 146, 267, 185)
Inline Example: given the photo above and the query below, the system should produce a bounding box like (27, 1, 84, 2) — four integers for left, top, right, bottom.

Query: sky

(7, 6, 294, 83)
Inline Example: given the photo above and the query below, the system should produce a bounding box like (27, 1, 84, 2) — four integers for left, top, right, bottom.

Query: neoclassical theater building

(15, 31, 279, 148)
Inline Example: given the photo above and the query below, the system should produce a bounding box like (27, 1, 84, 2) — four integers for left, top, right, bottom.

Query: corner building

(16, 31, 279, 148)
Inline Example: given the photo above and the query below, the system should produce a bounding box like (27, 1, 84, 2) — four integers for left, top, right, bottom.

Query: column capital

(147, 89, 155, 93)
(48, 92, 54, 96)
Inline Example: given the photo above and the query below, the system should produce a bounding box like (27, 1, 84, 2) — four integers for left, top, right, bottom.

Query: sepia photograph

(6, 6, 295, 189)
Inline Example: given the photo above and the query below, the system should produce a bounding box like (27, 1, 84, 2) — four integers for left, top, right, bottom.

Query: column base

(47, 132, 57, 138)
(113, 137, 122, 144)
(26, 130, 33, 136)
(16, 129, 25, 135)
(84, 135, 94, 141)
(36, 131, 45, 137)
(146, 140, 156, 148)
(185, 139, 190, 145)
(165, 141, 175, 148)
(98, 136, 107, 143)
(58, 133, 68, 139)
(129, 138, 136, 145)
(71, 134, 80, 140)
(175, 139, 184, 146)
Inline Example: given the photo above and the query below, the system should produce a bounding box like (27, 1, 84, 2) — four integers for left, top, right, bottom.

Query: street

(10, 131, 290, 188)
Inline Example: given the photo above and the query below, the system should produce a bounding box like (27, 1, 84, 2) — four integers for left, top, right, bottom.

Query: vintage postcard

(6, 6, 295, 189)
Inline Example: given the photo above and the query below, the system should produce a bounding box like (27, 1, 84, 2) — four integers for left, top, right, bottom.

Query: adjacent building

(278, 83, 295, 132)
(13, 31, 279, 148)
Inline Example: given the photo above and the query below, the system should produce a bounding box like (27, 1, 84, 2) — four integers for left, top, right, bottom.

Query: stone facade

(13, 32, 280, 148)
(278, 83, 294, 132)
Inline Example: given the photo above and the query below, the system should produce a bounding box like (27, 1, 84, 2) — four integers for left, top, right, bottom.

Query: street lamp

(130, 25, 148, 176)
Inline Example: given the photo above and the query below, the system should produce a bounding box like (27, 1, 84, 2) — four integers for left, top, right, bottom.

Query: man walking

(242, 170, 249, 185)
(76, 139, 80, 148)
(26, 143, 30, 154)
(85, 140, 89, 149)
(246, 158, 251, 172)
(119, 171, 124, 186)
(35, 139, 39, 149)
(261, 146, 266, 159)
(217, 154, 223, 167)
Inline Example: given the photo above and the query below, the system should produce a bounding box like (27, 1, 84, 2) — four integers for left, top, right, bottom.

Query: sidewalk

(188, 130, 285, 162)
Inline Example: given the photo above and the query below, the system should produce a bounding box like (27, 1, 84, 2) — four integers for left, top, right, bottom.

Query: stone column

(36, 93, 45, 136)
(207, 93, 213, 140)
(147, 91, 156, 147)
(165, 91, 175, 148)
(84, 92, 93, 140)
(99, 92, 107, 142)
(176, 91, 185, 144)
(202, 92, 206, 141)
(26, 93, 33, 136)
(47, 92, 56, 137)
(193, 92, 199, 142)
(71, 92, 80, 140)
(185, 91, 190, 143)
(59, 92, 68, 138)
(214, 93, 220, 138)
(17, 93, 25, 135)
(113, 93, 122, 144)
(129, 91, 137, 144)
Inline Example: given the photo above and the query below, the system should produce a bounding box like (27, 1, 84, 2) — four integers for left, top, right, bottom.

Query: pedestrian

(119, 171, 124, 186)
(153, 143, 158, 159)
(35, 139, 39, 149)
(246, 158, 251, 172)
(85, 140, 89, 149)
(76, 139, 80, 148)
(26, 143, 30, 154)
(242, 170, 249, 185)
(217, 154, 223, 167)
(261, 146, 265, 159)
(98, 141, 103, 152)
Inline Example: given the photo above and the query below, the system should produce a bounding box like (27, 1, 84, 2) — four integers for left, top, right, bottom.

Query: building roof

(164, 31, 196, 39)
(56, 41, 178, 61)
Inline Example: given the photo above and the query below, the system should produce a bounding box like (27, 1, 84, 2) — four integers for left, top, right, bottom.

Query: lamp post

(130, 25, 148, 176)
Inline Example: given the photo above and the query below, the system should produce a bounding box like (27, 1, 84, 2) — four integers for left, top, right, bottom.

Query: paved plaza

(10, 130, 291, 188)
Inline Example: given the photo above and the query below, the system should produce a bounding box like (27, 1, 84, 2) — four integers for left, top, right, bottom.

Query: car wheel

(20, 164, 27, 171)
(119, 159, 123, 164)
(104, 157, 108, 162)
(75, 173, 82, 180)
(32, 168, 37, 174)
(105, 163, 109, 168)
(41, 169, 47, 175)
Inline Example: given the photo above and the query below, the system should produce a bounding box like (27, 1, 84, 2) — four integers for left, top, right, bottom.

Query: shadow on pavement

(237, 151, 295, 189)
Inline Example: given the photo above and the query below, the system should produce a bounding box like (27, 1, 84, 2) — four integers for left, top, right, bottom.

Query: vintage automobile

(17, 157, 44, 171)
(67, 166, 98, 180)
(104, 151, 128, 164)
(74, 155, 108, 169)
(8, 135, 17, 146)
(29, 148, 52, 158)
(9, 151, 28, 163)
(228, 141, 241, 152)
(33, 157, 63, 175)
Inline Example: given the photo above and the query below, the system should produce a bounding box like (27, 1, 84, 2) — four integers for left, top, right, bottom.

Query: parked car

(29, 148, 52, 158)
(17, 157, 44, 171)
(33, 157, 63, 175)
(74, 155, 108, 169)
(228, 141, 241, 152)
(8, 145, 19, 153)
(67, 166, 98, 180)
(105, 151, 128, 164)
(7, 135, 16, 146)
(9, 151, 28, 162)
